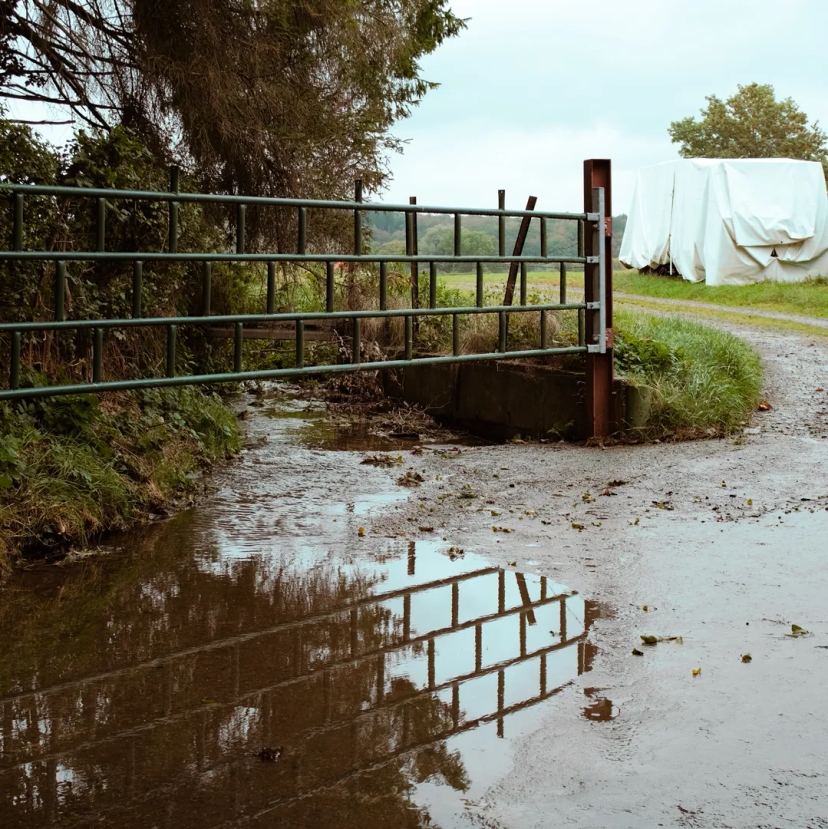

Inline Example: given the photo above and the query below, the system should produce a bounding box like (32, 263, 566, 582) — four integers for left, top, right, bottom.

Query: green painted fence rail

(0, 176, 607, 401)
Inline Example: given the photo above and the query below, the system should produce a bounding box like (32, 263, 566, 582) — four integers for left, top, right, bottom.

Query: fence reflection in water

(0, 545, 589, 828)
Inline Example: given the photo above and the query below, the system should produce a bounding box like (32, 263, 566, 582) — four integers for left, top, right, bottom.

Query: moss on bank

(0, 385, 240, 576)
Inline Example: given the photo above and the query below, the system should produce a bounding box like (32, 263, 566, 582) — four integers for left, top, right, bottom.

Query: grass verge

(614, 308, 763, 439)
(415, 276, 765, 440)
(617, 298, 828, 338)
(0, 385, 241, 577)
(613, 271, 828, 319)
(439, 271, 828, 321)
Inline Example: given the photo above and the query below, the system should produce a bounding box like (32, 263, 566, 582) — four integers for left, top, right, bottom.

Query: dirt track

(368, 320, 828, 827)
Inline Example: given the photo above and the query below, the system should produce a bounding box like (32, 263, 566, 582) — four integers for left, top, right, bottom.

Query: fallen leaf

(507, 561, 516, 567)
(692, 667, 701, 676)
(632, 648, 644, 656)
(571, 522, 585, 530)
(397, 471, 424, 487)
(357, 527, 365, 537)
(418, 526, 434, 532)
(741, 654, 752, 663)
(642, 605, 648, 612)
(758, 400, 773, 411)
(640, 635, 658, 646)
(361, 454, 403, 468)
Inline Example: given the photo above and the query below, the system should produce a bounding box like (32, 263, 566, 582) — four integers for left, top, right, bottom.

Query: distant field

(438, 271, 828, 319)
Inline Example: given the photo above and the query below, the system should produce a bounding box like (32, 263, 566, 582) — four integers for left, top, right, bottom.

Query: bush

(0, 119, 263, 387)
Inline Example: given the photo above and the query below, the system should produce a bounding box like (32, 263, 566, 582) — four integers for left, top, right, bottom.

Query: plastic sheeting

(619, 158, 828, 285)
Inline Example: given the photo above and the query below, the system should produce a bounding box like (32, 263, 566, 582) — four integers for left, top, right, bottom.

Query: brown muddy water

(0, 393, 588, 829)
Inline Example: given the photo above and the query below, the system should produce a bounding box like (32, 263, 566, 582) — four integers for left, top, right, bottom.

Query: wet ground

(2, 326, 828, 829)
(0, 392, 585, 829)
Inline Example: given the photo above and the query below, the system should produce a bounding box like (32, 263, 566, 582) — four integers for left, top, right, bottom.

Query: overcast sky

(9, 0, 827, 216)
(384, 0, 828, 215)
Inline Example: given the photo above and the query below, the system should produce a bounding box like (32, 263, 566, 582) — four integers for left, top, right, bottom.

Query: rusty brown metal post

(583, 159, 614, 439)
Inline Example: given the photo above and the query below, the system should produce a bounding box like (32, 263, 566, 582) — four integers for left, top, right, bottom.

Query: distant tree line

(367, 211, 627, 272)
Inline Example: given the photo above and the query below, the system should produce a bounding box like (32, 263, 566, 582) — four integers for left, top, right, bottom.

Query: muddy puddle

(0, 399, 593, 829)
(251, 388, 486, 453)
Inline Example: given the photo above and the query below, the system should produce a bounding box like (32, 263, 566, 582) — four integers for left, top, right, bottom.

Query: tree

(668, 83, 828, 178)
(420, 225, 496, 272)
(0, 1, 466, 247)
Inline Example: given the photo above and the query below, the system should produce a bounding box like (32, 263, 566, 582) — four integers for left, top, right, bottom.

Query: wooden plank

(502, 196, 537, 306)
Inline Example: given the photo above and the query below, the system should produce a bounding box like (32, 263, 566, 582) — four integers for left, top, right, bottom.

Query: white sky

(384, 0, 828, 215)
(9, 0, 828, 216)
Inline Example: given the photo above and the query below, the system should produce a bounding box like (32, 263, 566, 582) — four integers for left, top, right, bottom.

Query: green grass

(614, 309, 763, 439)
(613, 271, 828, 319)
(438, 270, 828, 320)
(617, 297, 828, 338)
(0, 385, 241, 576)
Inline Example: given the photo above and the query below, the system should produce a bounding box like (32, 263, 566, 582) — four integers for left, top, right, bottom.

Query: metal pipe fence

(0, 175, 608, 401)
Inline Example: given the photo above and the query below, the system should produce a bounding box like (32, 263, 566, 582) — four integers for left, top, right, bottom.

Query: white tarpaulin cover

(619, 158, 828, 285)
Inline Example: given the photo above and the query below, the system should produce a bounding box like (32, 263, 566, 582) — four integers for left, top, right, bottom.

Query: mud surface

(2, 326, 828, 828)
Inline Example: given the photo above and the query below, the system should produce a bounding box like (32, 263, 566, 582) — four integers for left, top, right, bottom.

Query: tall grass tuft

(615, 309, 763, 438)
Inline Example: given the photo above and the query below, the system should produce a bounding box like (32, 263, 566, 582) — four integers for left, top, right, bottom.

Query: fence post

(583, 159, 614, 439)
(410, 196, 420, 340)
